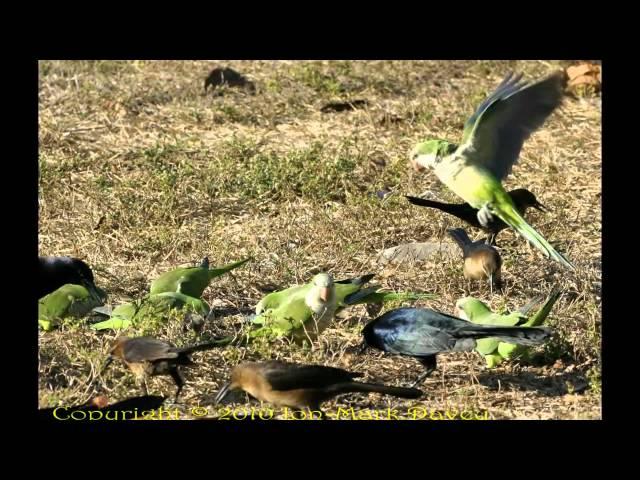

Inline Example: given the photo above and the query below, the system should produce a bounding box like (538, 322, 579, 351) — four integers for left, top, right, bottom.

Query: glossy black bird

(38, 256, 104, 300)
(204, 67, 255, 92)
(214, 361, 423, 419)
(405, 188, 545, 245)
(361, 307, 552, 387)
(447, 228, 502, 293)
(102, 336, 227, 402)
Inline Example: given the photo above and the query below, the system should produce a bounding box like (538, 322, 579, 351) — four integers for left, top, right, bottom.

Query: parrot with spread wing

(410, 71, 574, 269)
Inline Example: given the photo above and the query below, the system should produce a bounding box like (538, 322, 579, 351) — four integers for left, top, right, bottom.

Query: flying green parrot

(410, 71, 574, 269)
(454, 285, 562, 367)
(39, 283, 106, 331)
(91, 292, 210, 331)
(149, 256, 251, 298)
(250, 273, 436, 342)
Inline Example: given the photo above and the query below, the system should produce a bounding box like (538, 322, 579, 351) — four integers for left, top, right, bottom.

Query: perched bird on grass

(214, 361, 423, 419)
(405, 188, 546, 245)
(91, 292, 210, 331)
(250, 273, 436, 342)
(361, 307, 552, 387)
(447, 228, 502, 293)
(39, 283, 106, 331)
(102, 336, 228, 401)
(410, 71, 574, 269)
(454, 285, 562, 367)
(149, 256, 251, 298)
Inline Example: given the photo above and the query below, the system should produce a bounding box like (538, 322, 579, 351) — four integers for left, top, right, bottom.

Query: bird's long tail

(524, 285, 562, 327)
(496, 203, 574, 270)
(328, 382, 423, 399)
(459, 325, 552, 345)
(405, 196, 471, 222)
(207, 257, 252, 279)
(343, 288, 436, 306)
(336, 273, 376, 287)
(516, 296, 545, 317)
(447, 228, 473, 254)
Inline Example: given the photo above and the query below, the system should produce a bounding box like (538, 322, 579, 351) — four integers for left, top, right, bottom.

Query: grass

(38, 60, 601, 420)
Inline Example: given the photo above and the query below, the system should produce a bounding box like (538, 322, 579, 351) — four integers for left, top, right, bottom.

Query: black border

(24, 50, 613, 451)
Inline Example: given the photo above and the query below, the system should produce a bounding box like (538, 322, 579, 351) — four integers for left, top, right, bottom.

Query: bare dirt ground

(38, 60, 601, 420)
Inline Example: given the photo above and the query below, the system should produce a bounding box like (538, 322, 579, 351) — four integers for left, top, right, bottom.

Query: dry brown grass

(38, 60, 601, 420)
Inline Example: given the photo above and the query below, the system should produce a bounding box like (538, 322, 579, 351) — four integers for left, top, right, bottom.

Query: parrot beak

(454, 306, 466, 320)
(411, 157, 426, 172)
(214, 382, 232, 405)
(319, 287, 330, 302)
(533, 201, 547, 212)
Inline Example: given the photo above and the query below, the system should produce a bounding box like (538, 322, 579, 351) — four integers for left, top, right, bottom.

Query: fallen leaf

(569, 75, 600, 87)
(565, 63, 601, 95)
(567, 64, 597, 80)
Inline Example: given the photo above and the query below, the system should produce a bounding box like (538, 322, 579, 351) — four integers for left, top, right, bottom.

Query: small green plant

(293, 64, 342, 95)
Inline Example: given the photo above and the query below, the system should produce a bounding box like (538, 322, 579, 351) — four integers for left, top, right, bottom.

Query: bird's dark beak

(84, 280, 107, 302)
(533, 201, 547, 212)
(100, 357, 113, 375)
(214, 382, 232, 405)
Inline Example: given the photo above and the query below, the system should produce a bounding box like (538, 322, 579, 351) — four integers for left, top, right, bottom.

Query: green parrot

(249, 273, 339, 342)
(250, 273, 436, 342)
(149, 256, 251, 298)
(91, 292, 210, 331)
(410, 71, 574, 269)
(39, 283, 106, 331)
(454, 286, 562, 367)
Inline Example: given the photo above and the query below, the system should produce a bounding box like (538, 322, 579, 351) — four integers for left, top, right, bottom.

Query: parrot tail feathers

(499, 205, 575, 270)
(525, 285, 562, 327)
(461, 325, 552, 345)
(207, 257, 252, 279)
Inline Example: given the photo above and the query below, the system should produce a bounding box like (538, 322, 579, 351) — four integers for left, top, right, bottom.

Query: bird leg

(477, 204, 495, 228)
(138, 378, 149, 397)
(487, 233, 497, 246)
(169, 367, 185, 403)
(464, 278, 472, 296)
(411, 356, 437, 388)
(99, 356, 113, 376)
(356, 340, 369, 355)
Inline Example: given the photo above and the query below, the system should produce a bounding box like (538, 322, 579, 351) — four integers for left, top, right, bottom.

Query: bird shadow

(477, 368, 591, 397)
